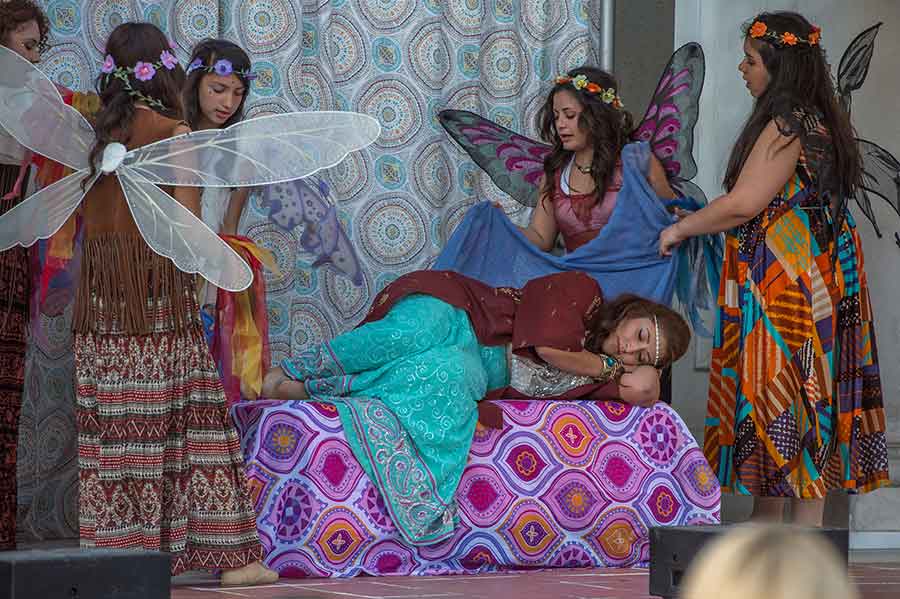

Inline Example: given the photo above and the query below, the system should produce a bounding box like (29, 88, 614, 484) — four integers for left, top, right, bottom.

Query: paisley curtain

(19, 0, 604, 541)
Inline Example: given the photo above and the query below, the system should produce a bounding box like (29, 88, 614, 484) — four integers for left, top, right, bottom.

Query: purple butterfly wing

(260, 180, 306, 230)
(632, 42, 706, 204)
(439, 109, 550, 207)
(270, 177, 364, 287)
(315, 206, 364, 286)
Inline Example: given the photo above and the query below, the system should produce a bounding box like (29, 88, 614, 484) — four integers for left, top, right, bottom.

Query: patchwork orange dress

(704, 111, 889, 498)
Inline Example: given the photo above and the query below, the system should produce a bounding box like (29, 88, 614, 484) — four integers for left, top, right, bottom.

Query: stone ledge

(850, 486, 900, 532)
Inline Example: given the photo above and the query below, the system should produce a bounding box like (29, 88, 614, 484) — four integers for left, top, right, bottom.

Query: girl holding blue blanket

(435, 44, 717, 327)
(521, 67, 677, 253)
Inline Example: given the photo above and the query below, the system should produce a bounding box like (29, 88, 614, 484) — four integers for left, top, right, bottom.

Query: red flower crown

(748, 20, 821, 47)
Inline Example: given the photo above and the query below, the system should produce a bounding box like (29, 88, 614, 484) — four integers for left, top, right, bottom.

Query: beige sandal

(220, 562, 279, 587)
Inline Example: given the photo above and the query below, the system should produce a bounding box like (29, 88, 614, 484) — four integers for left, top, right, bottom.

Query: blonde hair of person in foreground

(680, 524, 859, 599)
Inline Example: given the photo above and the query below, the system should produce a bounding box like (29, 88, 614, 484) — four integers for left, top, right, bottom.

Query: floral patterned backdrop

(18, 0, 605, 541)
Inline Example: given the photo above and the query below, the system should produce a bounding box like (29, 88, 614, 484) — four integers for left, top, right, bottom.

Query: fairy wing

(631, 42, 706, 204)
(0, 170, 95, 251)
(837, 22, 882, 116)
(122, 112, 381, 188)
(854, 138, 900, 237)
(438, 109, 550, 207)
(832, 22, 898, 237)
(116, 112, 378, 290)
(117, 167, 253, 291)
(0, 46, 93, 170)
(272, 176, 364, 286)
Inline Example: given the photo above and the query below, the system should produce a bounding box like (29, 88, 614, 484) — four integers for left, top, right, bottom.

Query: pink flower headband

(100, 49, 179, 111)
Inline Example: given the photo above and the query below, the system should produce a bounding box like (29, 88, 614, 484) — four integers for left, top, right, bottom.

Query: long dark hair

(536, 67, 634, 208)
(183, 39, 252, 129)
(0, 0, 50, 54)
(586, 294, 691, 369)
(85, 22, 185, 187)
(724, 11, 861, 200)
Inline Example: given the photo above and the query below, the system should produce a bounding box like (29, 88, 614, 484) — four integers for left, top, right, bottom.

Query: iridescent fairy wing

(116, 168, 254, 291)
(631, 42, 706, 204)
(122, 112, 381, 188)
(837, 22, 882, 116)
(0, 171, 97, 251)
(0, 46, 92, 170)
(438, 109, 550, 207)
(113, 112, 379, 291)
(0, 46, 94, 250)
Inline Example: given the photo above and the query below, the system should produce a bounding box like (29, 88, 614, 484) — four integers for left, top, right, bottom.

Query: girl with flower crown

(73, 22, 276, 585)
(0, 0, 50, 552)
(658, 11, 889, 525)
(181, 39, 274, 405)
(520, 67, 678, 254)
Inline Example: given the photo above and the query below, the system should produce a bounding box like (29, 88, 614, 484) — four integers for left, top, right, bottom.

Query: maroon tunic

(362, 270, 621, 428)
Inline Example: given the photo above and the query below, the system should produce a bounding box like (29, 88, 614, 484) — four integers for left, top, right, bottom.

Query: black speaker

(649, 524, 849, 598)
(0, 548, 171, 599)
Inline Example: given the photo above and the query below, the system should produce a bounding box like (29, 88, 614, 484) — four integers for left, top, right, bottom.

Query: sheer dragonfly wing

(0, 46, 93, 170)
(0, 170, 96, 251)
(117, 167, 254, 292)
(121, 111, 382, 188)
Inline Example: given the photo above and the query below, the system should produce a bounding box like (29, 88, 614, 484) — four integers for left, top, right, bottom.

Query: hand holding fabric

(658, 222, 684, 256)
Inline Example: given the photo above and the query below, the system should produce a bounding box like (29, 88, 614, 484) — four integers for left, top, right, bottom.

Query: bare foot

(261, 366, 308, 400)
(240, 379, 258, 401)
(220, 561, 278, 587)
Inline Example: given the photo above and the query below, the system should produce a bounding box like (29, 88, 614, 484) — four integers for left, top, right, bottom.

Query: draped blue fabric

(435, 142, 677, 303)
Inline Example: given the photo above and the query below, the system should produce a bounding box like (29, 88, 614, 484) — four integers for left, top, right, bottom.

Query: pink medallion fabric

(233, 399, 720, 577)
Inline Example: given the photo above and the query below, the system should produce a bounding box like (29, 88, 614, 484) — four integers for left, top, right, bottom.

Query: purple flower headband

(186, 58, 257, 81)
(100, 49, 180, 111)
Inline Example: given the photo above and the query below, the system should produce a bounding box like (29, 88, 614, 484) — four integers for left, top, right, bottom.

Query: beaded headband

(101, 50, 179, 112)
(748, 20, 821, 47)
(555, 74, 624, 109)
(187, 57, 257, 81)
(653, 315, 661, 368)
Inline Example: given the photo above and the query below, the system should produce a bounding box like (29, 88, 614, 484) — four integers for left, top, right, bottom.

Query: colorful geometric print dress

(705, 110, 890, 498)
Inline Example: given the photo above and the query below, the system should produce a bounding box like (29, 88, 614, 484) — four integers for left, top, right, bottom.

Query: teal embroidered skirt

(281, 295, 508, 545)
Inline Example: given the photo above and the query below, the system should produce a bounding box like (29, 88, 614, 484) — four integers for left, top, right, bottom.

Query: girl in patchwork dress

(659, 11, 889, 525)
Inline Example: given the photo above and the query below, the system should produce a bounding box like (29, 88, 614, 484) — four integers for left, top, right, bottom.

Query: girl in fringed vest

(73, 22, 276, 586)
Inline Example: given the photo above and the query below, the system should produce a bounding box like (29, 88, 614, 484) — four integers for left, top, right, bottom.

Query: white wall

(672, 1, 900, 515)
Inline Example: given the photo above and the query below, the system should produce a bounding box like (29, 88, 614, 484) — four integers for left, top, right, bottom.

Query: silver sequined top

(507, 345, 621, 398)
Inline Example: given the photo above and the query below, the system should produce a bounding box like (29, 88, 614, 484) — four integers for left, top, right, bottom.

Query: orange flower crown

(554, 74, 624, 109)
(747, 20, 821, 47)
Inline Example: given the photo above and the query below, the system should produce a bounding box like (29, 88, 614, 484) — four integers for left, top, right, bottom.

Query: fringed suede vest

(74, 110, 199, 335)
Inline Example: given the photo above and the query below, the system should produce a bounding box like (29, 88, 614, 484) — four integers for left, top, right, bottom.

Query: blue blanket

(435, 142, 721, 334)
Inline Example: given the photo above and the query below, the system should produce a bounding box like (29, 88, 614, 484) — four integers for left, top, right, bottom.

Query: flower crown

(187, 58, 257, 81)
(554, 74, 624, 109)
(748, 20, 821, 47)
(101, 49, 179, 112)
